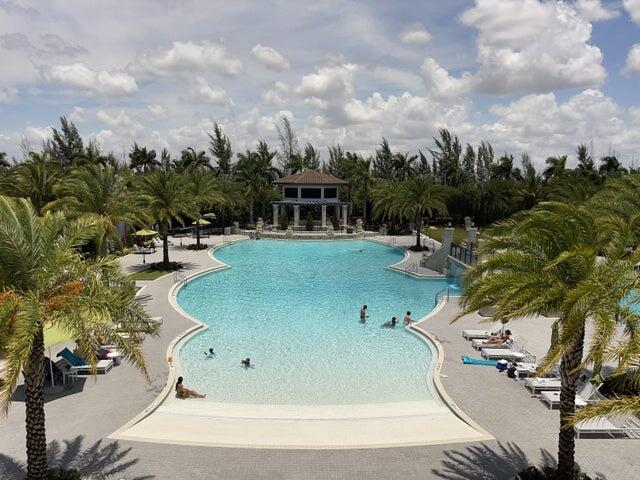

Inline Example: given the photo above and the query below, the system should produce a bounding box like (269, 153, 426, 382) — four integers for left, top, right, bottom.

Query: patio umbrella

(134, 229, 157, 264)
(192, 219, 211, 226)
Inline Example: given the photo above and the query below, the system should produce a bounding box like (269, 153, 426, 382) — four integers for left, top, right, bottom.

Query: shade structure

(192, 219, 211, 226)
(135, 228, 158, 236)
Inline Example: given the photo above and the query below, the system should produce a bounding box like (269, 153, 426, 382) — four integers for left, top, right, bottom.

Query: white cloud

(366, 66, 423, 90)
(45, 62, 137, 97)
(261, 81, 290, 107)
(576, 0, 619, 21)
(96, 109, 143, 134)
(624, 0, 640, 23)
(399, 23, 432, 45)
(69, 106, 85, 123)
(24, 125, 53, 143)
(0, 86, 18, 104)
(459, 0, 606, 94)
(421, 58, 474, 97)
(147, 104, 166, 117)
(250, 44, 290, 71)
(190, 76, 230, 105)
(296, 64, 356, 104)
(136, 40, 244, 77)
(624, 43, 640, 73)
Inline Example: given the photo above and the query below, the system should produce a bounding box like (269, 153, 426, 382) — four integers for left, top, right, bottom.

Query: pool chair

(524, 376, 561, 394)
(540, 382, 605, 410)
(57, 347, 113, 375)
(481, 345, 533, 362)
(575, 416, 640, 439)
(462, 329, 497, 340)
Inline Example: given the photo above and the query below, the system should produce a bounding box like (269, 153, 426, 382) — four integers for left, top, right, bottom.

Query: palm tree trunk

(162, 220, 170, 266)
(415, 213, 422, 249)
(196, 221, 201, 248)
(556, 329, 585, 480)
(24, 326, 48, 480)
(249, 198, 254, 225)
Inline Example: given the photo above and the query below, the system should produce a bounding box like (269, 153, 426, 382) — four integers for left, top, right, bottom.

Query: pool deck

(0, 235, 638, 479)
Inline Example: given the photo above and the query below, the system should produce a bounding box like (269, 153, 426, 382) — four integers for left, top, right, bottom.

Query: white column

(341, 204, 348, 227)
(321, 205, 327, 228)
(293, 204, 300, 228)
(272, 204, 279, 229)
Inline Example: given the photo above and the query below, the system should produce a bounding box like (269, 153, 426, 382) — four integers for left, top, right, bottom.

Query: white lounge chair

(462, 329, 497, 340)
(525, 377, 561, 394)
(575, 416, 640, 438)
(57, 347, 113, 375)
(540, 382, 604, 410)
(514, 362, 538, 378)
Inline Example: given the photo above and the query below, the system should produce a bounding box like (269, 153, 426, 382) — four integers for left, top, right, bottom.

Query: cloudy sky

(0, 0, 639, 167)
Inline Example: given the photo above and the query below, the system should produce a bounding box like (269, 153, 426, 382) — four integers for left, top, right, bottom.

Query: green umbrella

(135, 228, 158, 236)
(192, 219, 211, 226)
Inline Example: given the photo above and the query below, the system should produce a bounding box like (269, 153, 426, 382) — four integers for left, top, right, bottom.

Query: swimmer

(382, 317, 398, 328)
(204, 348, 215, 358)
(403, 311, 414, 325)
(241, 357, 252, 368)
(360, 305, 368, 322)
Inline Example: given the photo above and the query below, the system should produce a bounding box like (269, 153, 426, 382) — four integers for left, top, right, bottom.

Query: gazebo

(272, 170, 350, 229)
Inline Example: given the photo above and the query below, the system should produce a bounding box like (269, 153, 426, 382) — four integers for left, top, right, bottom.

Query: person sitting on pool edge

(382, 317, 398, 328)
(241, 357, 253, 368)
(175, 376, 206, 399)
(360, 305, 368, 322)
(204, 348, 215, 358)
(403, 311, 414, 325)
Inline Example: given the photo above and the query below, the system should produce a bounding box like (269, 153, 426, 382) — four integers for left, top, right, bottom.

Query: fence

(449, 243, 478, 266)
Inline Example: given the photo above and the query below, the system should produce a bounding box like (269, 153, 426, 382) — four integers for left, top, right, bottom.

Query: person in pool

(241, 358, 252, 368)
(403, 311, 414, 325)
(175, 376, 206, 399)
(204, 348, 215, 358)
(382, 317, 398, 328)
(360, 305, 368, 322)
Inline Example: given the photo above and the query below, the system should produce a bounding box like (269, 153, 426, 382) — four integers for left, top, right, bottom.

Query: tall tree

(276, 115, 300, 174)
(599, 155, 627, 179)
(327, 144, 346, 177)
(128, 143, 159, 173)
(176, 147, 211, 171)
(462, 144, 476, 184)
(7, 151, 61, 214)
(392, 152, 417, 181)
(458, 202, 640, 479)
(416, 150, 433, 179)
(0, 196, 154, 480)
(543, 155, 567, 181)
(373, 138, 395, 178)
(303, 143, 321, 170)
(186, 170, 227, 248)
(430, 129, 463, 186)
(0, 151, 11, 169)
(350, 155, 373, 223)
(135, 170, 194, 266)
(208, 123, 233, 176)
(373, 177, 448, 248)
(49, 116, 84, 168)
(75, 140, 106, 167)
(235, 145, 279, 224)
(476, 141, 494, 184)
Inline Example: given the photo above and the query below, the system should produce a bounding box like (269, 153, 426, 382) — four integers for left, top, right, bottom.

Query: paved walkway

(0, 235, 637, 479)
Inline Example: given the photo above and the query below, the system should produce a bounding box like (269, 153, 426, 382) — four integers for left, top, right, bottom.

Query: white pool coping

(111, 238, 491, 448)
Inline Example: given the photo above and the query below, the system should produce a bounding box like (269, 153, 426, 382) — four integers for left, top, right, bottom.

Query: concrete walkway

(0, 235, 637, 479)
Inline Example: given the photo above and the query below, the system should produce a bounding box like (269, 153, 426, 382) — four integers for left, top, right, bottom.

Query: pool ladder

(173, 270, 187, 286)
(404, 262, 418, 275)
(434, 287, 451, 307)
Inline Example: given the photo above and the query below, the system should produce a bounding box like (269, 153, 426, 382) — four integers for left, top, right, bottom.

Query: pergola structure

(272, 170, 350, 229)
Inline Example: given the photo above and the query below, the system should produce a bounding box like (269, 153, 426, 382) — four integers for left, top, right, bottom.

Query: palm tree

(599, 155, 627, 179)
(6, 151, 61, 214)
(187, 170, 226, 248)
(543, 156, 567, 181)
(350, 156, 372, 223)
(235, 146, 279, 225)
(177, 147, 211, 172)
(49, 164, 144, 256)
(458, 202, 639, 479)
(0, 196, 154, 480)
(373, 177, 448, 249)
(128, 143, 159, 173)
(0, 152, 9, 169)
(76, 141, 107, 167)
(392, 152, 417, 181)
(135, 170, 194, 266)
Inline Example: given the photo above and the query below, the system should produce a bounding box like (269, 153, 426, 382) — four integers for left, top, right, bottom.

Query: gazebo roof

(274, 170, 348, 185)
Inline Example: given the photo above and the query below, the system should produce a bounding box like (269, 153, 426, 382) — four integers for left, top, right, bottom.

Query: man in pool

(382, 317, 398, 328)
(204, 348, 215, 358)
(360, 305, 368, 322)
(403, 311, 414, 325)
(241, 357, 252, 368)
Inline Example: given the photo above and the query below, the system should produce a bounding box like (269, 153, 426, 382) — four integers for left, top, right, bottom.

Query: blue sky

(0, 0, 639, 167)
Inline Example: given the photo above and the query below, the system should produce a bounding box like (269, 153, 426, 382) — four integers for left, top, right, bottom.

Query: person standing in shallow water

(360, 305, 368, 322)
(403, 311, 414, 325)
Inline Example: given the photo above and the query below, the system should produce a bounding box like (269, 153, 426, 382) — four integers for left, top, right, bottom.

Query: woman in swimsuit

(175, 376, 206, 398)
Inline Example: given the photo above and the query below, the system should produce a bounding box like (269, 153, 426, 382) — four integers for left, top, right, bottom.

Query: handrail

(173, 271, 187, 285)
(404, 262, 418, 274)
(434, 286, 451, 307)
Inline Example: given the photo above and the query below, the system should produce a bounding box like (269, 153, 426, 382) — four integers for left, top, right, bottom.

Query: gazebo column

(321, 205, 327, 228)
(293, 204, 300, 228)
(272, 204, 279, 229)
(341, 204, 349, 227)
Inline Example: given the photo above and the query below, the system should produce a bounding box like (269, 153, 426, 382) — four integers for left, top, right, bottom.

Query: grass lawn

(44, 324, 73, 347)
(422, 226, 471, 245)
(127, 268, 175, 281)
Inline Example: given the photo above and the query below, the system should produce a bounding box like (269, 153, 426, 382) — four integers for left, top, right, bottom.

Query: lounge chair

(57, 347, 113, 375)
(540, 382, 605, 410)
(514, 362, 538, 378)
(575, 416, 640, 439)
(134, 245, 154, 254)
(472, 337, 514, 350)
(462, 329, 497, 340)
(481, 348, 530, 361)
(524, 377, 561, 394)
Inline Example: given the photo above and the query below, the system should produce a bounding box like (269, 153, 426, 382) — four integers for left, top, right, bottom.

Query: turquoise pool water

(176, 240, 459, 405)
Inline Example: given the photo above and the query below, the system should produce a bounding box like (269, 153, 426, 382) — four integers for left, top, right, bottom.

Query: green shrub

(48, 468, 82, 480)
(305, 211, 314, 231)
(514, 467, 593, 480)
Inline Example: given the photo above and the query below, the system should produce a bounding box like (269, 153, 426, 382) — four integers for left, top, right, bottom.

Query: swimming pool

(175, 239, 459, 405)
